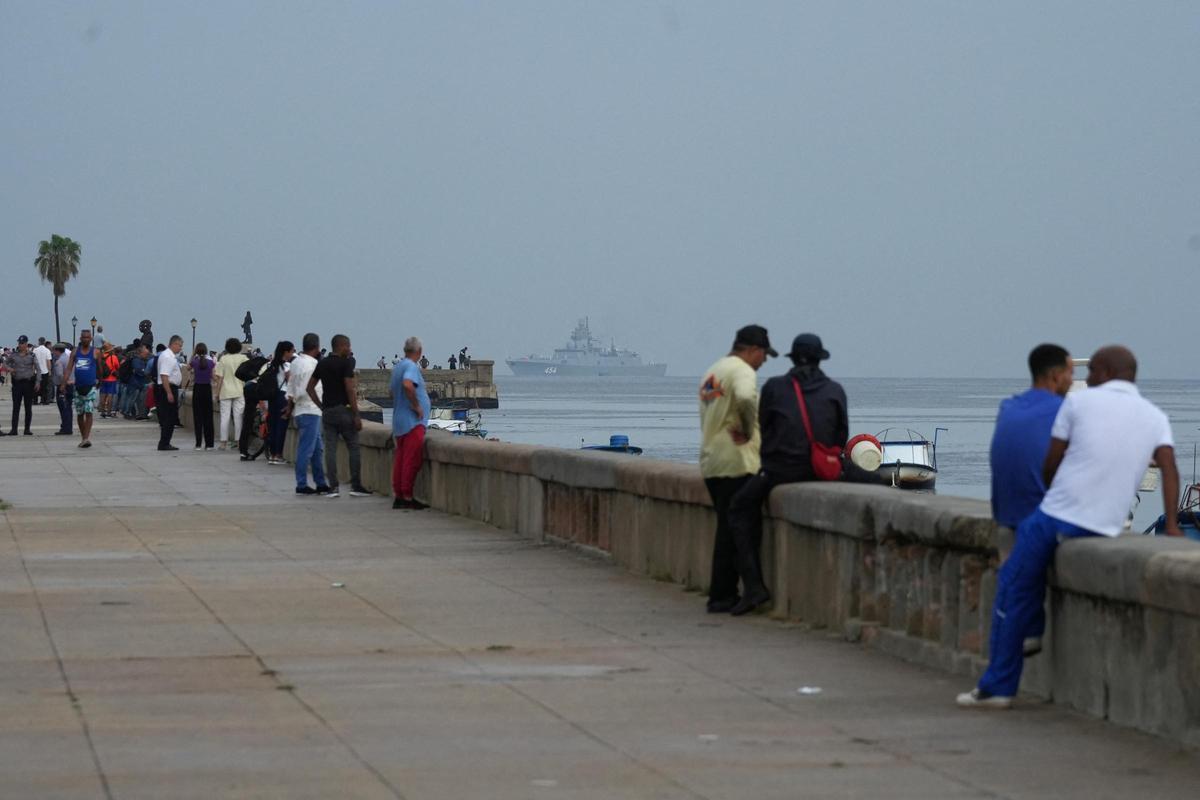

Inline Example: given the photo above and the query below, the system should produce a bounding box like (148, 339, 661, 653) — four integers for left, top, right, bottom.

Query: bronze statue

(241, 311, 253, 343)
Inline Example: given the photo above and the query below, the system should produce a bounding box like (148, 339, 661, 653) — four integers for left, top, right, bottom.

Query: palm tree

(34, 234, 81, 343)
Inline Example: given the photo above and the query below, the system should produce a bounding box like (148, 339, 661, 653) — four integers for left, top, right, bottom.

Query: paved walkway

(1, 398, 1197, 799)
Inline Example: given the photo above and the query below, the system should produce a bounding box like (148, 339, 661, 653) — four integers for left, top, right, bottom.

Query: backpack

(99, 353, 117, 380)
(254, 364, 280, 401)
(118, 357, 134, 382)
(235, 355, 268, 382)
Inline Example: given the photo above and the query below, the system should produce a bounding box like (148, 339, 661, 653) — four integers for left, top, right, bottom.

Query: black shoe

(315, 485, 333, 495)
(54, 430, 72, 436)
(24, 430, 33, 436)
(730, 589, 771, 617)
(158, 445, 179, 451)
(7, 430, 15, 436)
(706, 596, 741, 614)
(295, 486, 317, 495)
(407, 499, 429, 510)
(392, 498, 409, 509)
(349, 486, 372, 497)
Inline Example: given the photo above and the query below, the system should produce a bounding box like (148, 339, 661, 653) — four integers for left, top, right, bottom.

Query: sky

(2, 1, 1198, 379)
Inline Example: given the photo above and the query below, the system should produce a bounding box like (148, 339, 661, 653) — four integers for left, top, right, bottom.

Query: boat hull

(877, 462, 937, 490)
(506, 360, 667, 377)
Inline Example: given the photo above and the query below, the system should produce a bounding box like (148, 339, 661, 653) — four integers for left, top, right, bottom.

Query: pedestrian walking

(33, 337, 52, 405)
(390, 336, 431, 509)
(98, 342, 120, 418)
(5, 336, 41, 436)
(213, 338, 248, 450)
(52, 343, 74, 435)
(311, 334, 370, 497)
(697, 325, 775, 613)
(190, 343, 216, 449)
(122, 345, 150, 419)
(155, 335, 184, 451)
(65, 330, 98, 448)
(957, 346, 1180, 710)
(288, 333, 329, 495)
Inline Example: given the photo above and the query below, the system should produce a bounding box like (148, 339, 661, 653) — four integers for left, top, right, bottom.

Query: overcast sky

(3, 1, 1197, 379)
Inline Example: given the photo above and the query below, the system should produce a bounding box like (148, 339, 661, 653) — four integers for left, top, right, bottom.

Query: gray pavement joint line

(193, 504, 721, 793)
(4, 513, 116, 800)
(110, 518, 410, 800)
(447, 560, 1013, 800)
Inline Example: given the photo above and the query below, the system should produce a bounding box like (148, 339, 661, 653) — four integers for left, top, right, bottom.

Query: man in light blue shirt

(390, 336, 431, 510)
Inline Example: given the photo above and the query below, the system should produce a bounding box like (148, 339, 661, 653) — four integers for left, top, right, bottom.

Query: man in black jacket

(726, 333, 849, 616)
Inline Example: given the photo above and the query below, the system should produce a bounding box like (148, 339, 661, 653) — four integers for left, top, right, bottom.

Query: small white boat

(874, 428, 947, 490)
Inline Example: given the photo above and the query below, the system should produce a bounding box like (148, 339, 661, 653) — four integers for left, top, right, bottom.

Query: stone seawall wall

(356, 360, 498, 408)
(179, 405, 1200, 746)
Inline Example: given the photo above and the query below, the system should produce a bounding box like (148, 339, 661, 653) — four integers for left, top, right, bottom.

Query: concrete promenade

(1, 399, 1198, 799)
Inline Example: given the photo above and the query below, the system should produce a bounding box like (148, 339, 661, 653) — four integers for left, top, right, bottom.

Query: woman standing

(266, 340, 294, 465)
(212, 337, 248, 450)
(190, 343, 216, 450)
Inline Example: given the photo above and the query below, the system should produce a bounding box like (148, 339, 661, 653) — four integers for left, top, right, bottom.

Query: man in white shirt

(156, 335, 184, 451)
(958, 346, 1180, 709)
(33, 337, 52, 404)
(287, 333, 329, 495)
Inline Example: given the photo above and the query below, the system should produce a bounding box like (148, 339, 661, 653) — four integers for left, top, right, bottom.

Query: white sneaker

(194, 446, 202, 451)
(955, 688, 1013, 710)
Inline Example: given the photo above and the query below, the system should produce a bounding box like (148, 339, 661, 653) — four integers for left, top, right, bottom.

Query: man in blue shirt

(987, 343, 1073, 655)
(390, 336, 431, 510)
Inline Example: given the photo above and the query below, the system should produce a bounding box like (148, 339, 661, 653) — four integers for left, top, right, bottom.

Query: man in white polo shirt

(958, 345, 1180, 709)
(156, 335, 184, 451)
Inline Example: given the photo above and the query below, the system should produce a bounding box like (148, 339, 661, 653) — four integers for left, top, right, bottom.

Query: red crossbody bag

(792, 379, 843, 481)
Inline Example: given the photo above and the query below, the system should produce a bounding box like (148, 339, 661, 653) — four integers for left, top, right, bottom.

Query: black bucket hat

(734, 325, 778, 358)
(788, 333, 830, 361)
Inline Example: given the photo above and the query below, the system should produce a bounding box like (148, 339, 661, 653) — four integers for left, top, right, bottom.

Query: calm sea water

(474, 375, 1200, 532)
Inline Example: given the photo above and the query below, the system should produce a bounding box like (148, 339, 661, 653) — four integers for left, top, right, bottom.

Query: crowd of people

(4, 326, 434, 511)
(698, 325, 1180, 711)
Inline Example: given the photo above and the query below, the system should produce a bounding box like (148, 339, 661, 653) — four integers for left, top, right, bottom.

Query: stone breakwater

(179, 402, 1200, 746)
(355, 360, 499, 409)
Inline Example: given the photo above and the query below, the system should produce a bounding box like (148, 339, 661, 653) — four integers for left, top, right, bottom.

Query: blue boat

(582, 434, 643, 455)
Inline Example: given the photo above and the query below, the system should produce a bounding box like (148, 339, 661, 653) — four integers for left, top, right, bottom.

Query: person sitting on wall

(957, 345, 1180, 710)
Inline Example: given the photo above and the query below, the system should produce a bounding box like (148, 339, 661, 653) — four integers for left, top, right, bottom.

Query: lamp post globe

(190, 318, 198, 351)
(71, 316, 78, 342)
(89, 317, 97, 337)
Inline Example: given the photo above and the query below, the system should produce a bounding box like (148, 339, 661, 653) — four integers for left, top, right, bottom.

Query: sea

(471, 375, 1200, 533)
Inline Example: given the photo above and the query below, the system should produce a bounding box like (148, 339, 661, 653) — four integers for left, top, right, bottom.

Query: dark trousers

(155, 384, 179, 448)
(10, 379, 35, 433)
(267, 391, 287, 457)
(57, 385, 74, 433)
(322, 406, 362, 488)
(705, 476, 752, 602)
(238, 385, 258, 455)
(192, 384, 214, 447)
(729, 470, 812, 596)
(39, 377, 52, 405)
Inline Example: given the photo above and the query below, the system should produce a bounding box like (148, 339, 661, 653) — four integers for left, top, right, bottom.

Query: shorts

(100, 382, 118, 395)
(73, 386, 99, 414)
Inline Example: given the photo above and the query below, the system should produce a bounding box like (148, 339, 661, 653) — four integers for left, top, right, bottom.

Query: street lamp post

(71, 316, 78, 344)
(90, 317, 97, 338)
(190, 318, 198, 352)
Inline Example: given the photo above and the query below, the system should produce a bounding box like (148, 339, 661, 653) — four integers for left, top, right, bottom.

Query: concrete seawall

(181, 404, 1200, 746)
(356, 360, 499, 408)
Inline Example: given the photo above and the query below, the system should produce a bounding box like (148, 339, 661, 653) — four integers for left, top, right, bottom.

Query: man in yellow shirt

(699, 324, 776, 613)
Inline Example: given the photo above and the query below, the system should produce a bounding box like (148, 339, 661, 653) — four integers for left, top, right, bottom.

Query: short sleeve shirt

(1040, 381, 1173, 536)
(390, 359, 430, 436)
(213, 353, 248, 400)
(313, 354, 356, 409)
(989, 389, 1063, 529)
(158, 350, 183, 386)
(698, 355, 761, 479)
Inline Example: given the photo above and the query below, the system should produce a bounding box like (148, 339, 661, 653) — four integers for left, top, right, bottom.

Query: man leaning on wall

(698, 325, 775, 614)
(958, 345, 1181, 710)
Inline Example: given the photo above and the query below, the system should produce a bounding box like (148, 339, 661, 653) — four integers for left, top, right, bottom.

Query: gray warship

(507, 318, 667, 377)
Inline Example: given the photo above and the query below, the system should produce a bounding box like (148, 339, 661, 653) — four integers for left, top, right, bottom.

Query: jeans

(704, 475, 752, 602)
(294, 414, 326, 489)
(977, 509, 1096, 697)
(10, 378, 35, 433)
(392, 425, 426, 499)
(323, 406, 362, 489)
(56, 384, 74, 433)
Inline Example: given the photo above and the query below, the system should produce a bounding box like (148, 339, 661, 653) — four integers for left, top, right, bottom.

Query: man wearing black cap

(4, 336, 42, 436)
(726, 332, 850, 616)
(698, 324, 777, 613)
